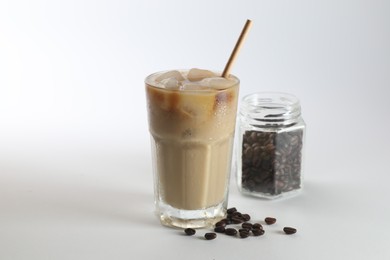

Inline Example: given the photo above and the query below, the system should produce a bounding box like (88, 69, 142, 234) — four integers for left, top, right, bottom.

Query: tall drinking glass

(145, 69, 239, 228)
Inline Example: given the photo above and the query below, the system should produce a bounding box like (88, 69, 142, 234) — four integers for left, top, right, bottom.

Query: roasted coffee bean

(242, 222, 253, 230)
(214, 226, 226, 233)
(252, 223, 263, 230)
(283, 227, 297, 235)
(232, 212, 242, 218)
(242, 214, 251, 222)
(215, 221, 226, 228)
(239, 228, 250, 233)
(221, 218, 232, 225)
(239, 230, 250, 238)
(205, 232, 217, 240)
(265, 217, 277, 225)
(252, 228, 265, 236)
(225, 228, 238, 236)
(184, 228, 196, 236)
(241, 130, 303, 196)
(227, 207, 237, 214)
(231, 217, 244, 224)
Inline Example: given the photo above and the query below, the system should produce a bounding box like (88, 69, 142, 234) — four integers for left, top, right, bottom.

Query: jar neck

(240, 92, 301, 127)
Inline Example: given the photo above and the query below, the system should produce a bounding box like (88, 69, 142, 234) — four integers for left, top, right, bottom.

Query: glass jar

(236, 92, 306, 199)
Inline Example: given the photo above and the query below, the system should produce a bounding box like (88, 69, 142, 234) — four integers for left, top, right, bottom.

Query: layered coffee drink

(145, 68, 239, 228)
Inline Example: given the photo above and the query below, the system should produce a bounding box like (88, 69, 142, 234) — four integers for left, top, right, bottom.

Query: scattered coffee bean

(205, 232, 217, 240)
(215, 221, 226, 228)
(242, 222, 253, 230)
(231, 217, 244, 224)
(283, 227, 297, 235)
(225, 228, 238, 236)
(227, 207, 237, 214)
(239, 230, 250, 238)
(184, 228, 196, 236)
(232, 211, 243, 218)
(221, 218, 232, 225)
(241, 130, 303, 196)
(265, 217, 277, 225)
(242, 214, 251, 221)
(214, 226, 226, 233)
(252, 223, 263, 230)
(252, 228, 265, 236)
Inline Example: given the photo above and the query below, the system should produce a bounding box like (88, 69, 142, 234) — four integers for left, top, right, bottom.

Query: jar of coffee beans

(236, 92, 306, 199)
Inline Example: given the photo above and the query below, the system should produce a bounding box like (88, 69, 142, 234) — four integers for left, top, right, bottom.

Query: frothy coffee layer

(146, 69, 239, 210)
(147, 68, 238, 91)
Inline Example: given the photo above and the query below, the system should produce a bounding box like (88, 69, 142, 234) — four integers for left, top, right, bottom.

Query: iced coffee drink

(145, 68, 239, 228)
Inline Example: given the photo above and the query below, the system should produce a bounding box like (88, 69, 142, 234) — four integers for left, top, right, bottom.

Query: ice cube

(160, 78, 181, 89)
(201, 77, 233, 89)
(181, 82, 208, 91)
(155, 70, 185, 83)
(187, 68, 215, 82)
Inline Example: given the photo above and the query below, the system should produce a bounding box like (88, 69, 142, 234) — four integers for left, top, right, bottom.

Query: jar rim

(242, 91, 300, 109)
(240, 92, 302, 127)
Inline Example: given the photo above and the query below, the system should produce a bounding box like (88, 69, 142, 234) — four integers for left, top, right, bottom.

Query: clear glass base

(156, 201, 227, 229)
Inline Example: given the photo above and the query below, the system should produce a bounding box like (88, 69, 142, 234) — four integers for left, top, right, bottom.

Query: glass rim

(145, 69, 240, 91)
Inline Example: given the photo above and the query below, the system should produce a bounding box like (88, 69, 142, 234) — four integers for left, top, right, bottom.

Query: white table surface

(1, 0, 390, 259)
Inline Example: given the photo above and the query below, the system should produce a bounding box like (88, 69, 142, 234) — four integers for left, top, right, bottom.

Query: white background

(1, 0, 389, 259)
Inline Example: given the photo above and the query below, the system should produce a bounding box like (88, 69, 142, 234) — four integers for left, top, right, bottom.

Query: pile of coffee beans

(182, 207, 297, 240)
(241, 130, 303, 196)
